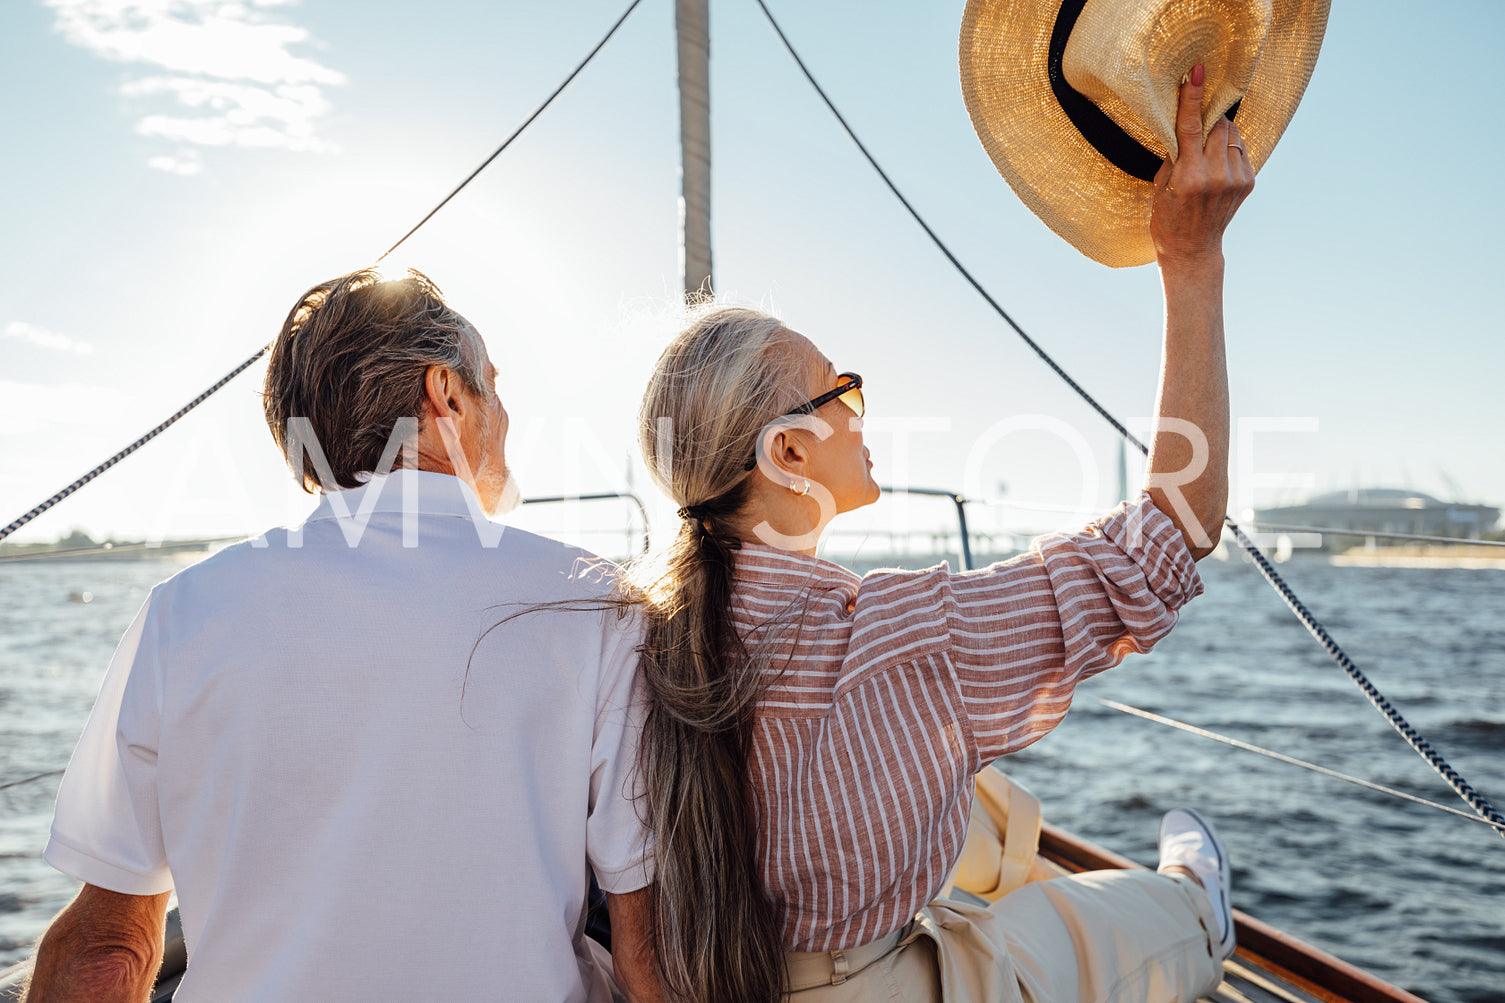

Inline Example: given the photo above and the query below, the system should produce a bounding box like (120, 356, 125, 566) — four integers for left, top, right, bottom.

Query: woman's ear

(775, 429, 812, 474)
(753, 428, 804, 481)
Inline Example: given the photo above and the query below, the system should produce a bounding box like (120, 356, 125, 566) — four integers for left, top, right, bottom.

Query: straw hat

(960, 0, 1330, 267)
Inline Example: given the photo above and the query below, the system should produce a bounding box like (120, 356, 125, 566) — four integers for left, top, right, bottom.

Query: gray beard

(490, 467, 523, 517)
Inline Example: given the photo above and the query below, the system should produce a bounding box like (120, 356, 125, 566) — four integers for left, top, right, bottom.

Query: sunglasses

(790, 372, 864, 420)
(744, 373, 864, 471)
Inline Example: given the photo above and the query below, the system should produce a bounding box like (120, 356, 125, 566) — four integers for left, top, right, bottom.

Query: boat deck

(1215, 960, 1333, 1003)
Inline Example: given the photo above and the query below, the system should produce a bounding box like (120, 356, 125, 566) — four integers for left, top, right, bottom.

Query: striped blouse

(733, 493, 1204, 952)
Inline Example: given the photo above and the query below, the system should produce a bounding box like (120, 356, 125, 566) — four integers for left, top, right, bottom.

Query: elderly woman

(628, 70, 1251, 1003)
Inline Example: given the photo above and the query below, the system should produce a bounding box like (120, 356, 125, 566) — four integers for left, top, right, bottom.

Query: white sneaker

(1158, 808, 1235, 961)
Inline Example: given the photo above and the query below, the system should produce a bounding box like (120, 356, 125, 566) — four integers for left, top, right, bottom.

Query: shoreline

(1330, 544, 1505, 570)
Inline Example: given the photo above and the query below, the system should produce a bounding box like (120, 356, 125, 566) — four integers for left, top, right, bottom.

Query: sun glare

(371, 258, 417, 284)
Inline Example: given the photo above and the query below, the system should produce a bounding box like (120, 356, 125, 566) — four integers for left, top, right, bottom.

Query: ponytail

(634, 306, 816, 1002)
(638, 481, 785, 1002)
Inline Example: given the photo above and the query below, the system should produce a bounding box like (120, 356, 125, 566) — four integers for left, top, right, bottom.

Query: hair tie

(678, 505, 709, 522)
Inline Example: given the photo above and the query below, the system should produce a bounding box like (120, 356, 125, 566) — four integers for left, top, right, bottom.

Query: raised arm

(1145, 64, 1254, 560)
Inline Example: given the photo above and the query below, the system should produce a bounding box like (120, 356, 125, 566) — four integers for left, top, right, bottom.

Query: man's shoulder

(161, 524, 625, 602)
(475, 525, 625, 599)
(148, 534, 273, 591)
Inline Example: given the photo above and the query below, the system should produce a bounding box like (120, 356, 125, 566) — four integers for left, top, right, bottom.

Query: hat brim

(960, 0, 1331, 267)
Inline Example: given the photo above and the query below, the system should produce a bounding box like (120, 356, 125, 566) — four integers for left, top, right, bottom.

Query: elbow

(70, 945, 161, 998)
(1186, 519, 1223, 562)
(26, 939, 160, 1003)
(27, 887, 167, 1003)
(1142, 483, 1226, 562)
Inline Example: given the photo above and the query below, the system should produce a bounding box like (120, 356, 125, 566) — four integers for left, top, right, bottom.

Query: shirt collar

(735, 542, 860, 598)
(306, 470, 494, 524)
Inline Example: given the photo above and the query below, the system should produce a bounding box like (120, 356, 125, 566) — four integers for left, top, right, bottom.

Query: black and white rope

(0, 0, 644, 546)
(1227, 519, 1505, 834)
(753, 0, 1504, 841)
(0, 348, 270, 543)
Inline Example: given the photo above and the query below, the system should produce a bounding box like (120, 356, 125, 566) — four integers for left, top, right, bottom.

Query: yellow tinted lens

(838, 384, 864, 418)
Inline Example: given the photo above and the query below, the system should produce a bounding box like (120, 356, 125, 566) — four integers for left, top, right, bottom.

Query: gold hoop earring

(789, 478, 810, 497)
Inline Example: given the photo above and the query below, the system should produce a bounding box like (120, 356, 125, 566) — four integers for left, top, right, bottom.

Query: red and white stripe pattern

(733, 494, 1203, 952)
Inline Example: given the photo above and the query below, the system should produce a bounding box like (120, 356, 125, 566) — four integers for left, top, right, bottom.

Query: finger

(1225, 121, 1252, 183)
(1215, 118, 1239, 169)
(1206, 115, 1233, 158)
(1175, 63, 1206, 160)
(1153, 152, 1174, 194)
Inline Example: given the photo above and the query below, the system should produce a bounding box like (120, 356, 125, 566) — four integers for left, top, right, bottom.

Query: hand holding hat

(1151, 64, 1257, 271)
(961, 0, 1330, 267)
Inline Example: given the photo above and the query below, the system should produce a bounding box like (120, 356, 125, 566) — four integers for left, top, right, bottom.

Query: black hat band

(1047, 0, 1240, 183)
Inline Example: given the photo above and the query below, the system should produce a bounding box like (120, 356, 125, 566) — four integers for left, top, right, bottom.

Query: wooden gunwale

(1037, 822, 1429, 1003)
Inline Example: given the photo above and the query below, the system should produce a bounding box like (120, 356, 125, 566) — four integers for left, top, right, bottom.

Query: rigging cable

(1096, 699, 1505, 833)
(751, 0, 1505, 841)
(375, 0, 644, 263)
(0, 352, 269, 544)
(0, 0, 645, 546)
(0, 770, 64, 794)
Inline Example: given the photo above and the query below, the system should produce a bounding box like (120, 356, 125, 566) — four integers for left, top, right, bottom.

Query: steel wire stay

(0, 0, 645, 547)
(0, 770, 64, 794)
(752, 0, 1505, 841)
(1096, 699, 1505, 833)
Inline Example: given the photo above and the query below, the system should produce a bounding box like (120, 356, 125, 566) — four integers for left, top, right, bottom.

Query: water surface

(1, 554, 1501, 1002)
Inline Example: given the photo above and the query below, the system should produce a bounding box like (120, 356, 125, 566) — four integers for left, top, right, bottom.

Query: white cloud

(47, 0, 345, 170)
(3, 322, 94, 356)
(146, 147, 202, 174)
(126, 77, 333, 152)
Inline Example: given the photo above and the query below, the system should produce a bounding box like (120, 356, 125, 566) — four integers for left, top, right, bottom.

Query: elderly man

(23, 269, 660, 1002)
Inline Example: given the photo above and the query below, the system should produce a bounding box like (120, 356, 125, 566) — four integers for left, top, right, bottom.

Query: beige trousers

(785, 871, 1222, 1003)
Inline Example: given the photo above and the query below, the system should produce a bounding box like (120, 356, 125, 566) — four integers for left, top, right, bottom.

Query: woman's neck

(732, 502, 830, 557)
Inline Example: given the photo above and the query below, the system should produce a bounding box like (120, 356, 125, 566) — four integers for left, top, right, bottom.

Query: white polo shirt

(45, 471, 652, 1002)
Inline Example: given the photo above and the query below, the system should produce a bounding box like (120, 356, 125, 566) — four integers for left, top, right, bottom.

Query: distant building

(1255, 488, 1500, 544)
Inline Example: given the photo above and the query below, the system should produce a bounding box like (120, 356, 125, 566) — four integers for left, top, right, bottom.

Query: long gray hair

(633, 306, 813, 1002)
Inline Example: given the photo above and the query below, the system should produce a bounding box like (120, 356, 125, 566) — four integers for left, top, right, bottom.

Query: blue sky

(1, 0, 1501, 551)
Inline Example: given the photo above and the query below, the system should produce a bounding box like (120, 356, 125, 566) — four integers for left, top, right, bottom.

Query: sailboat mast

(676, 0, 713, 298)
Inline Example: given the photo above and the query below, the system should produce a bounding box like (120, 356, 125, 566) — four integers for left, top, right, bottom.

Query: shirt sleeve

(584, 605, 654, 894)
(44, 590, 174, 895)
(944, 492, 1204, 764)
